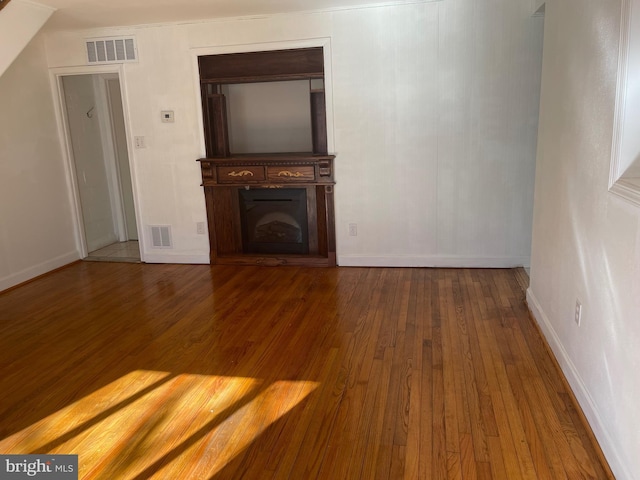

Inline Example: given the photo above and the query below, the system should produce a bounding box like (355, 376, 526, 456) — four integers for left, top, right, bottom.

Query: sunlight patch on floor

(0, 370, 318, 479)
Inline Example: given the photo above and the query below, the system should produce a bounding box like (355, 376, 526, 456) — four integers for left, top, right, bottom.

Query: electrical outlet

(575, 299, 582, 326)
(349, 223, 357, 236)
(197, 222, 206, 235)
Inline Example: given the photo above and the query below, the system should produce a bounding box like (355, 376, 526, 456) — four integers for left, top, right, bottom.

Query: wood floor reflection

(0, 263, 613, 479)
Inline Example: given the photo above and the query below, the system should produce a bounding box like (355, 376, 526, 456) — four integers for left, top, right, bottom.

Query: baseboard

(337, 254, 530, 268)
(526, 288, 628, 480)
(0, 250, 80, 293)
(142, 252, 210, 265)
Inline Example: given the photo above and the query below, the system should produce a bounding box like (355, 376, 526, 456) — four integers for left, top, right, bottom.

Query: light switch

(161, 110, 174, 123)
(134, 136, 146, 148)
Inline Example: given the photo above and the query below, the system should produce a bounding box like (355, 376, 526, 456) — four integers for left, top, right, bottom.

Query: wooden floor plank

(0, 263, 615, 479)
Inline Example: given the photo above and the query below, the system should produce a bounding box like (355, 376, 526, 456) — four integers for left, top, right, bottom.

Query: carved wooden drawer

(217, 166, 265, 183)
(266, 165, 315, 182)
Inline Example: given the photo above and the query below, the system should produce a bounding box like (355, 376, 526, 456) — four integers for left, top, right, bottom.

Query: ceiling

(34, 0, 427, 31)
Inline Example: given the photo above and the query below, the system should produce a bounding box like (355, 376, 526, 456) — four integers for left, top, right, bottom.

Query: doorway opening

(60, 73, 140, 262)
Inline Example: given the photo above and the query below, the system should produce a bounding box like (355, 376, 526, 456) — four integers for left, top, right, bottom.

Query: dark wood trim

(306, 187, 319, 255)
(323, 185, 336, 256)
(204, 189, 218, 263)
(199, 152, 334, 162)
(201, 73, 324, 85)
(211, 254, 333, 267)
(310, 91, 328, 154)
(198, 48, 324, 84)
(201, 90, 230, 158)
(197, 154, 335, 186)
(0, 0, 13, 12)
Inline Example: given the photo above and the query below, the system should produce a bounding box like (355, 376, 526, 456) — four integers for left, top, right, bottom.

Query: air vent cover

(86, 36, 137, 64)
(150, 225, 172, 248)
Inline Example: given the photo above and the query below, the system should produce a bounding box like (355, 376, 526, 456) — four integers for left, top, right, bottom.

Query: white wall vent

(86, 36, 137, 64)
(150, 225, 172, 249)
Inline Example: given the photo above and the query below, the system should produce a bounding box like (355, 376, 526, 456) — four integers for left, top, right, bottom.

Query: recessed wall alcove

(197, 47, 336, 266)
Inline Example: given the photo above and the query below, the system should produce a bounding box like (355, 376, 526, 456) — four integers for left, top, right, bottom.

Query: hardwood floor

(0, 263, 613, 479)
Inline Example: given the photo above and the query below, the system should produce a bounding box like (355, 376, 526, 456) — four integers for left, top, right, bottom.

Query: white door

(105, 77, 138, 241)
(62, 75, 118, 252)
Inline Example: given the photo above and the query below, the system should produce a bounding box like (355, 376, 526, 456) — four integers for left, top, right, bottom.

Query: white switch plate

(134, 136, 146, 148)
(161, 110, 175, 123)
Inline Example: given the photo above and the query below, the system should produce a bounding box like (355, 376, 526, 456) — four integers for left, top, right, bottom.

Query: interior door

(105, 77, 138, 241)
(62, 75, 118, 252)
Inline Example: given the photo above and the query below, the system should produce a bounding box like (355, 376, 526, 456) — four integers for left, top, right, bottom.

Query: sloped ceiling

(34, 0, 434, 31)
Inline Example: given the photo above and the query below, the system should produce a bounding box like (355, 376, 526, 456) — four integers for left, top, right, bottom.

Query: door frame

(49, 65, 143, 259)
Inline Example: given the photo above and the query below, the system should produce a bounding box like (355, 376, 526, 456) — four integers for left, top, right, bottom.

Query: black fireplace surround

(239, 188, 309, 255)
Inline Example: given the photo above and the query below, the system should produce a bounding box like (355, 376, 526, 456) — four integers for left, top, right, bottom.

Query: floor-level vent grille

(150, 225, 172, 248)
(86, 36, 137, 64)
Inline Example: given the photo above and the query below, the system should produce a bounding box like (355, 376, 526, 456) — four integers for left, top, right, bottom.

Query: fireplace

(197, 48, 336, 266)
(239, 188, 309, 254)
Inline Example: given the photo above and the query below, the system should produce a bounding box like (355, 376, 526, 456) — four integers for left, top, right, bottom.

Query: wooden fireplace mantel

(197, 153, 336, 267)
(197, 48, 335, 267)
(197, 153, 335, 187)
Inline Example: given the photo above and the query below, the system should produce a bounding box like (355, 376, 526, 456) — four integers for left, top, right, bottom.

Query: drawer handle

(227, 170, 254, 177)
(277, 170, 305, 177)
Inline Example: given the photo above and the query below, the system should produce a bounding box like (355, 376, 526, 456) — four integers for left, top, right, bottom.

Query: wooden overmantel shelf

(197, 153, 335, 187)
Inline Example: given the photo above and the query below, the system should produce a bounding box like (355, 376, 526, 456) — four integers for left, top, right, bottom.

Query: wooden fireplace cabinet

(197, 48, 336, 266)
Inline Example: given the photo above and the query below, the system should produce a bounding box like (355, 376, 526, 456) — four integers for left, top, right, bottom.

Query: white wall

(0, 0, 55, 78)
(528, 0, 640, 478)
(224, 80, 313, 154)
(44, 0, 543, 267)
(0, 33, 79, 291)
